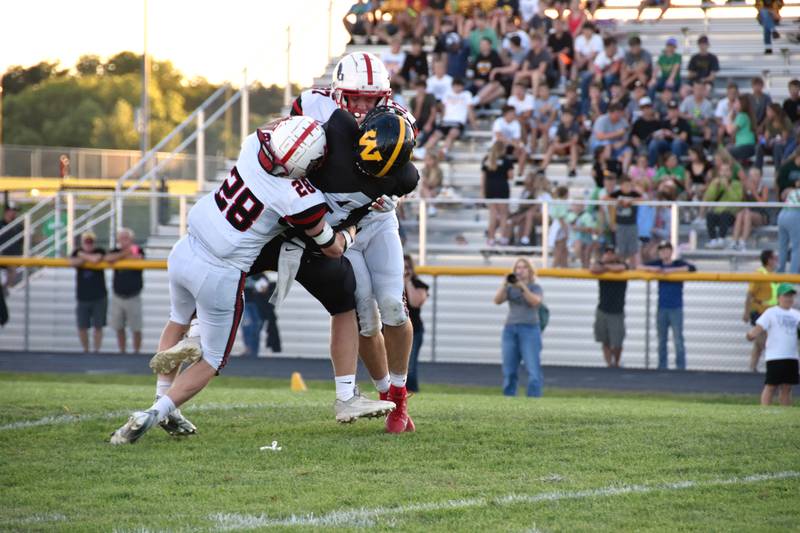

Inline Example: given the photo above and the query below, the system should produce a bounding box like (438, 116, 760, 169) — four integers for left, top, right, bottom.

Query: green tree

(1, 61, 66, 95)
(76, 55, 103, 77)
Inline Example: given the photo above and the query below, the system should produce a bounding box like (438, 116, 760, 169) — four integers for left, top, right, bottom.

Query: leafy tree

(1, 61, 66, 95)
(76, 55, 103, 77)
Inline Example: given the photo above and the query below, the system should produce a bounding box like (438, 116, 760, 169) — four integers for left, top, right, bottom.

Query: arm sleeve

(755, 309, 770, 331)
(290, 95, 303, 116)
(391, 162, 420, 197)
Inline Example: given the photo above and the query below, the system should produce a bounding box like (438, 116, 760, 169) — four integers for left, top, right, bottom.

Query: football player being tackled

(290, 53, 419, 433)
(110, 116, 394, 444)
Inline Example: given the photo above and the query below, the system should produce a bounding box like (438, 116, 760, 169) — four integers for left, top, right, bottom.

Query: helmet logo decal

(376, 115, 406, 178)
(336, 63, 344, 81)
(362, 53, 373, 85)
(358, 130, 382, 162)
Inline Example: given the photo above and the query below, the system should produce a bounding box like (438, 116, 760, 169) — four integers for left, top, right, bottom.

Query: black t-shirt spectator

(410, 93, 438, 131)
(400, 52, 429, 83)
(524, 48, 553, 75)
(783, 98, 799, 123)
(631, 117, 662, 145)
(408, 276, 429, 332)
(687, 52, 719, 81)
(0, 220, 23, 255)
(71, 248, 107, 302)
(547, 32, 574, 59)
(482, 157, 515, 183)
(598, 278, 628, 314)
(555, 121, 580, 143)
(108, 247, 144, 297)
(471, 49, 503, 83)
(662, 117, 691, 140)
(592, 159, 622, 188)
(609, 189, 642, 224)
(529, 14, 552, 34)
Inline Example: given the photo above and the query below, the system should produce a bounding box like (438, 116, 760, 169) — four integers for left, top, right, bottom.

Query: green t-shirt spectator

(657, 53, 681, 84)
(469, 28, 499, 59)
(654, 165, 687, 190)
(703, 178, 744, 214)
(733, 112, 755, 146)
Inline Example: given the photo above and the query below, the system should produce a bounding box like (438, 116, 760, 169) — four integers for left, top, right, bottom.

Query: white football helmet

(260, 116, 327, 179)
(332, 52, 392, 118)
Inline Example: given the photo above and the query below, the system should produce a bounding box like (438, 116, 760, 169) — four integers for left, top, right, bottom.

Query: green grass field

(1, 372, 799, 532)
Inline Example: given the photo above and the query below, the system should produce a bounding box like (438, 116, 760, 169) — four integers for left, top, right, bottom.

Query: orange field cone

(290, 372, 307, 392)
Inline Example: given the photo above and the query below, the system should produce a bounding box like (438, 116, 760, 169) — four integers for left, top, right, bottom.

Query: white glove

(369, 194, 399, 213)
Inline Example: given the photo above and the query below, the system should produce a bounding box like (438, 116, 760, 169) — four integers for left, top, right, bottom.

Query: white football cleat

(149, 336, 202, 374)
(109, 410, 159, 445)
(334, 389, 396, 424)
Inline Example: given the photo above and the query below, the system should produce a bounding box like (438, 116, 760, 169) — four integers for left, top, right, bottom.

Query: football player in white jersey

(110, 116, 394, 444)
(292, 53, 418, 433)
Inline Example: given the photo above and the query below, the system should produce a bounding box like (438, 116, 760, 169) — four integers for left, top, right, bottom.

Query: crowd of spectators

(346, 0, 800, 268)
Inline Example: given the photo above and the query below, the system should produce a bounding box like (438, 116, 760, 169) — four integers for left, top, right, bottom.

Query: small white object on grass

(260, 441, 282, 451)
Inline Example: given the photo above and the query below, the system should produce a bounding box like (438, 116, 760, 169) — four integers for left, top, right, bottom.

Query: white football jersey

(291, 89, 339, 123)
(188, 131, 328, 271)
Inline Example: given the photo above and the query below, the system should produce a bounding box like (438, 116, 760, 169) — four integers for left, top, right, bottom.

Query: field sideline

(1, 373, 798, 532)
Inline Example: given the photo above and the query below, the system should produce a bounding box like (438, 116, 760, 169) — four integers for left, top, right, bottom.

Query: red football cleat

(385, 384, 410, 433)
(404, 415, 415, 432)
(379, 391, 389, 402)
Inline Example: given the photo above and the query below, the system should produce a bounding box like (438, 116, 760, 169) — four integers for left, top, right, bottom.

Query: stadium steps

(0, 265, 761, 372)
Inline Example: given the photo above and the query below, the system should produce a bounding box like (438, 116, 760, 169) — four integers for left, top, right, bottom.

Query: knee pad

(378, 296, 408, 327)
(356, 299, 381, 337)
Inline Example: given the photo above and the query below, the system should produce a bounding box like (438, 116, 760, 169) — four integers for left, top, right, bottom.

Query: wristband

(312, 223, 336, 249)
(340, 230, 354, 252)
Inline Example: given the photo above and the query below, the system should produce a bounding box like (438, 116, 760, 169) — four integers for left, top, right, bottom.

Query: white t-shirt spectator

(593, 49, 624, 71)
(756, 306, 800, 361)
(519, 0, 539, 23)
(441, 90, 473, 125)
(507, 93, 535, 115)
(574, 34, 604, 59)
(381, 50, 407, 79)
(427, 74, 453, 102)
(492, 117, 522, 141)
(714, 97, 734, 124)
(502, 30, 531, 55)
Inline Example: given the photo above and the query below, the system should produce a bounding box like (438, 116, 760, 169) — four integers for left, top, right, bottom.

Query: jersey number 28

(214, 168, 265, 231)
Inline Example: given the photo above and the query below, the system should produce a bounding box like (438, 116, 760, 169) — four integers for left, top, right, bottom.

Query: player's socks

(149, 395, 176, 422)
(155, 379, 172, 399)
(389, 372, 407, 388)
(372, 375, 390, 394)
(335, 374, 356, 402)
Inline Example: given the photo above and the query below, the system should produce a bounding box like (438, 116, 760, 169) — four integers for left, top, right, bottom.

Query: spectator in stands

(400, 38, 429, 85)
(777, 149, 800, 199)
(680, 81, 715, 149)
(494, 257, 545, 397)
(726, 94, 758, 163)
(591, 144, 622, 188)
(241, 274, 268, 358)
(550, 185, 571, 265)
(104, 228, 144, 354)
(527, 2, 553, 36)
(625, 81, 648, 121)
(502, 18, 531, 56)
(715, 82, 739, 144)
(530, 83, 560, 156)
(653, 38, 681, 94)
(420, 151, 444, 216)
(650, 101, 690, 166)
(547, 18, 574, 88)
(342, 0, 375, 44)
(584, 36, 623, 98)
(654, 85, 676, 119)
(493, 105, 527, 175)
(0, 203, 22, 291)
(69, 231, 107, 353)
(685, 144, 712, 201)
(747, 283, 799, 406)
(590, 102, 632, 171)
(508, 172, 541, 246)
(777, 176, 800, 273)
(704, 162, 744, 248)
(426, 60, 453, 102)
(516, 33, 555, 96)
(482, 141, 514, 246)
(630, 97, 662, 159)
(404, 255, 429, 393)
(744, 250, 779, 372)
(686, 35, 719, 92)
(630, 152, 656, 193)
(59, 154, 71, 178)
(590, 246, 628, 367)
(637, 0, 669, 21)
(468, 12, 500, 60)
(507, 82, 535, 144)
(566, 0, 588, 37)
(422, 78, 476, 159)
(641, 241, 696, 370)
(539, 108, 581, 177)
(411, 80, 437, 146)
(572, 23, 603, 82)
(470, 37, 504, 95)
(783, 79, 800, 123)
(655, 152, 688, 196)
(755, 0, 783, 55)
(731, 167, 769, 250)
(757, 103, 793, 172)
(568, 200, 598, 268)
(750, 77, 772, 125)
(607, 81, 629, 112)
(621, 36, 653, 92)
(472, 36, 523, 107)
(608, 175, 643, 266)
(444, 31, 471, 80)
(594, 171, 618, 252)
(381, 37, 407, 81)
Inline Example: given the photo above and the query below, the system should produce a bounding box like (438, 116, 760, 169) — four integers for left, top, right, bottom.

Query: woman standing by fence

(494, 258, 545, 397)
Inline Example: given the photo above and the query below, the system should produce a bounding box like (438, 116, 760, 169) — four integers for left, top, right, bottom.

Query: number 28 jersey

(188, 130, 328, 271)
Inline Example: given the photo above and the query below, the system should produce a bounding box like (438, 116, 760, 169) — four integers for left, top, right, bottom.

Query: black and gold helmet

(354, 105, 416, 179)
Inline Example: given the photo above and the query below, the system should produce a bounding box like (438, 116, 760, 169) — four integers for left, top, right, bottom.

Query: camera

(506, 273, 518, 284)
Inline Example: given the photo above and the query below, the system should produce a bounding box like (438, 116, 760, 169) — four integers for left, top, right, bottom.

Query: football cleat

(158, 408, 197, 437)
(385, 384, 411, 434)
(109, 409, 159, 445)
(149, 336, 202, 375)
(335, 388, 395, 424)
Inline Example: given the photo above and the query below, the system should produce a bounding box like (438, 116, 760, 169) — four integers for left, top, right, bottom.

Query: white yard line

(0, 401, 322, 432)
(209, 471, 800, 530)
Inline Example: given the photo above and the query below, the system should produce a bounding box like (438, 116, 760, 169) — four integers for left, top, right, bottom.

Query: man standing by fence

(744, 249, 778, 372)
(69, 231, 107, 353)
(590, 245, 629, 368)
(641, 241, 696, 370)
(105, 228, 145, 354)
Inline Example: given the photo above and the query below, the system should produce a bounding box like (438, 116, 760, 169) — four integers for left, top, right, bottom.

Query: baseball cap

(657, 240, 673, 250)
(667, 100, 679, 110)
(777, 283, 797, 297)
(666, 38, 678, 47)
(81, 230, 97, 242)
(639, 96, 653, 107)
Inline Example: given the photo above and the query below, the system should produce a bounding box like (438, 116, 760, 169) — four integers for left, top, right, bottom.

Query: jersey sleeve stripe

(284, 204, 328, 227)
(291, 98, 302, 115)
(278, 121, 318, 165)
(362, 53, 373, 85)
(375, 114, 406, 178)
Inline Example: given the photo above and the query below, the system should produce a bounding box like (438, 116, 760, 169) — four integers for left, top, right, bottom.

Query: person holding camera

(105, 228, 145, 353)
(493, 258, 545, 397)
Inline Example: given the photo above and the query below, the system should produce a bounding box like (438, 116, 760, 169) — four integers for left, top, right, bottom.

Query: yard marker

(290, 372, 307, 392)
